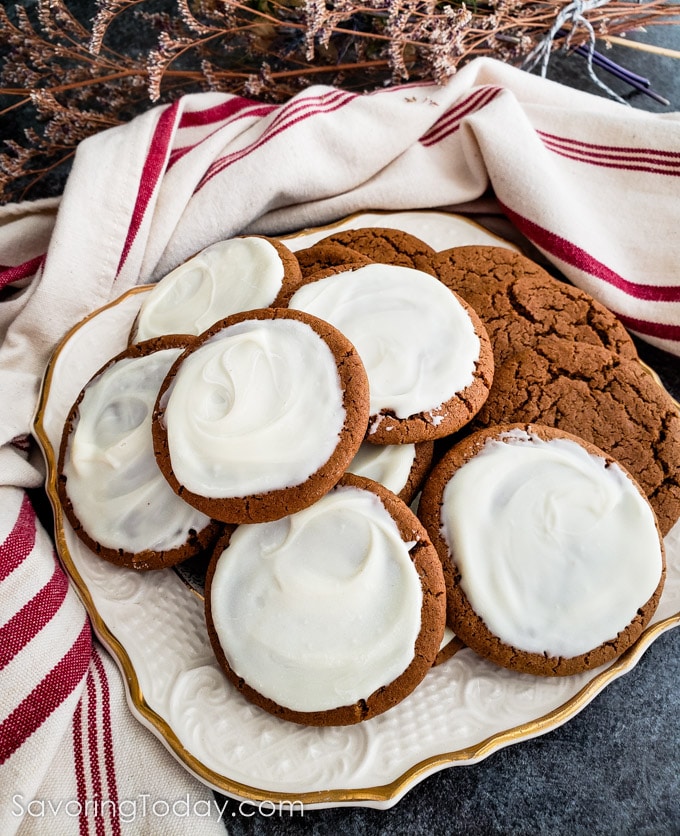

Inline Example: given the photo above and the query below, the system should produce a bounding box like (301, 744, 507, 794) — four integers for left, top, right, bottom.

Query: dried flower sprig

(1, 0, 678, 203)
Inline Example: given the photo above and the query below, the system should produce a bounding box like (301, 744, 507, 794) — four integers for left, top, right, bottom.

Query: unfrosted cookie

(130, 236, 302, 342)
(346, 440, 434, 505)
(475, 337, 680, 536)
(204, 473, 446, 725)
(287, 262, 494, 443)
(57, 336, 221, 570)
(294, 241, 373, 279)
(152, 308, 370, 524)
(418, 423, 666, 676)
(431, 246, 638, 363)
(317, 226, 437, 274)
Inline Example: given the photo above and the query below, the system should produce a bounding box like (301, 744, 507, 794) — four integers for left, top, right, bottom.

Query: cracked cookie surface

(474, 337, 680, 536)
(431, 245, 638, 363)
(293, 241, 372, 281)
(317, 226, 438, 274)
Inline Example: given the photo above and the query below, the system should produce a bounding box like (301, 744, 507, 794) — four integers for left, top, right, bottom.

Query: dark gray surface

(5, 6, 680, 834)
(226, 628, 680, 834)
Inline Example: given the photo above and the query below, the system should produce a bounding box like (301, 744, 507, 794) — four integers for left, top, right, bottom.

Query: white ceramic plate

(34, 211, 680, 810)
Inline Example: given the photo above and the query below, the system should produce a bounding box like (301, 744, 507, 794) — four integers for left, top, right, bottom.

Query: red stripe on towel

(0, 494, 37, 582)
(116, 101, 180, 276)
(93, 650, 121, 836)
(499, 202, 680, 303)
(196, 89, 356, 191)
(0, 255, 45, 290)
(420, 87, 503, 146)
(0, 621, 91, 764)
(0, 560, 69, 669)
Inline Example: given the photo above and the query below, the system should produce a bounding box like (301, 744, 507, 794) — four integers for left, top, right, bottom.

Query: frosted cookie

(475, 337, 680, 536)
(57, 337, 220, 570)
(346, 440, 434, 505)
(130, 236, 302, 342)
(152, 308, 370, 524)
(287, 263, 494, 443)
(431, 246, 638, 363)
(204, 473, 446, 725)
(418, 424, 666, 676)
(317, 227, 437, 274)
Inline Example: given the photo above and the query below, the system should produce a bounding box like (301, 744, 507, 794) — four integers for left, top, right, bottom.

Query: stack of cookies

(57, 224, 678, 726)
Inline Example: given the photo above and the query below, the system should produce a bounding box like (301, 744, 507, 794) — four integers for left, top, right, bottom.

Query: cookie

(204, 473, 446, 725)
(346, 440, 434, 505)
(474, 337, 680, 536)
(57, 336, 221, 570)
(287, 262, 494, 443)
(418, 423, 666, 676)
(152, 308, 370, 524)
(431, 246, 638, 363)
(130, 235, 302, 342)
(294, 241, 373, 279)
(317, 226, 437, 274)
(434, 628, 466, 667)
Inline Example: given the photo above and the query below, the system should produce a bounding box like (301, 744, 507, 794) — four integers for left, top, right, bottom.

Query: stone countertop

(227, 631, 679, 835)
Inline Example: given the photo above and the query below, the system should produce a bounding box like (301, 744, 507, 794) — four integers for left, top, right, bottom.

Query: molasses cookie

(294, 241, 373, 279)
(287, 263, 494, 443)
(152, 308, 370, 524)
(204, 473, 446, 725)
(418, 423, 666, 676)
(475, 337, 680, 536)
(317, 226, 437, 274)
(57, 336, 221, 570)
(431, 246, 638, 363)
(346, 440, 434, 505)
(130, 236, 302, 342)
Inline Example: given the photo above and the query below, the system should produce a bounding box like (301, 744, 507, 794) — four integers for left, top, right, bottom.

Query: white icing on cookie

(288, 263, 480, 419)
(162, 317, 346, 497)
(209, 484, 422, 712)
(133, 237, 285, 341)
(347, 442, 416, 495)
(64, 349, 212, 553)
(440, 429, 663, 658)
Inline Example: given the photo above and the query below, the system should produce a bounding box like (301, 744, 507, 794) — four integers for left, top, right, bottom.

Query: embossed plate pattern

(34, 212, 680, 809)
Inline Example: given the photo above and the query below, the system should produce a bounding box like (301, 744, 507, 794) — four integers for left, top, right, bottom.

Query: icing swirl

(440, 429, 664, 657)
(162, 317, 346, 497)
(288, 263, 480, 418)
(64, 349, 211, 553)
(209, 484, 423, 711)
(133, 237, 285, 341)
